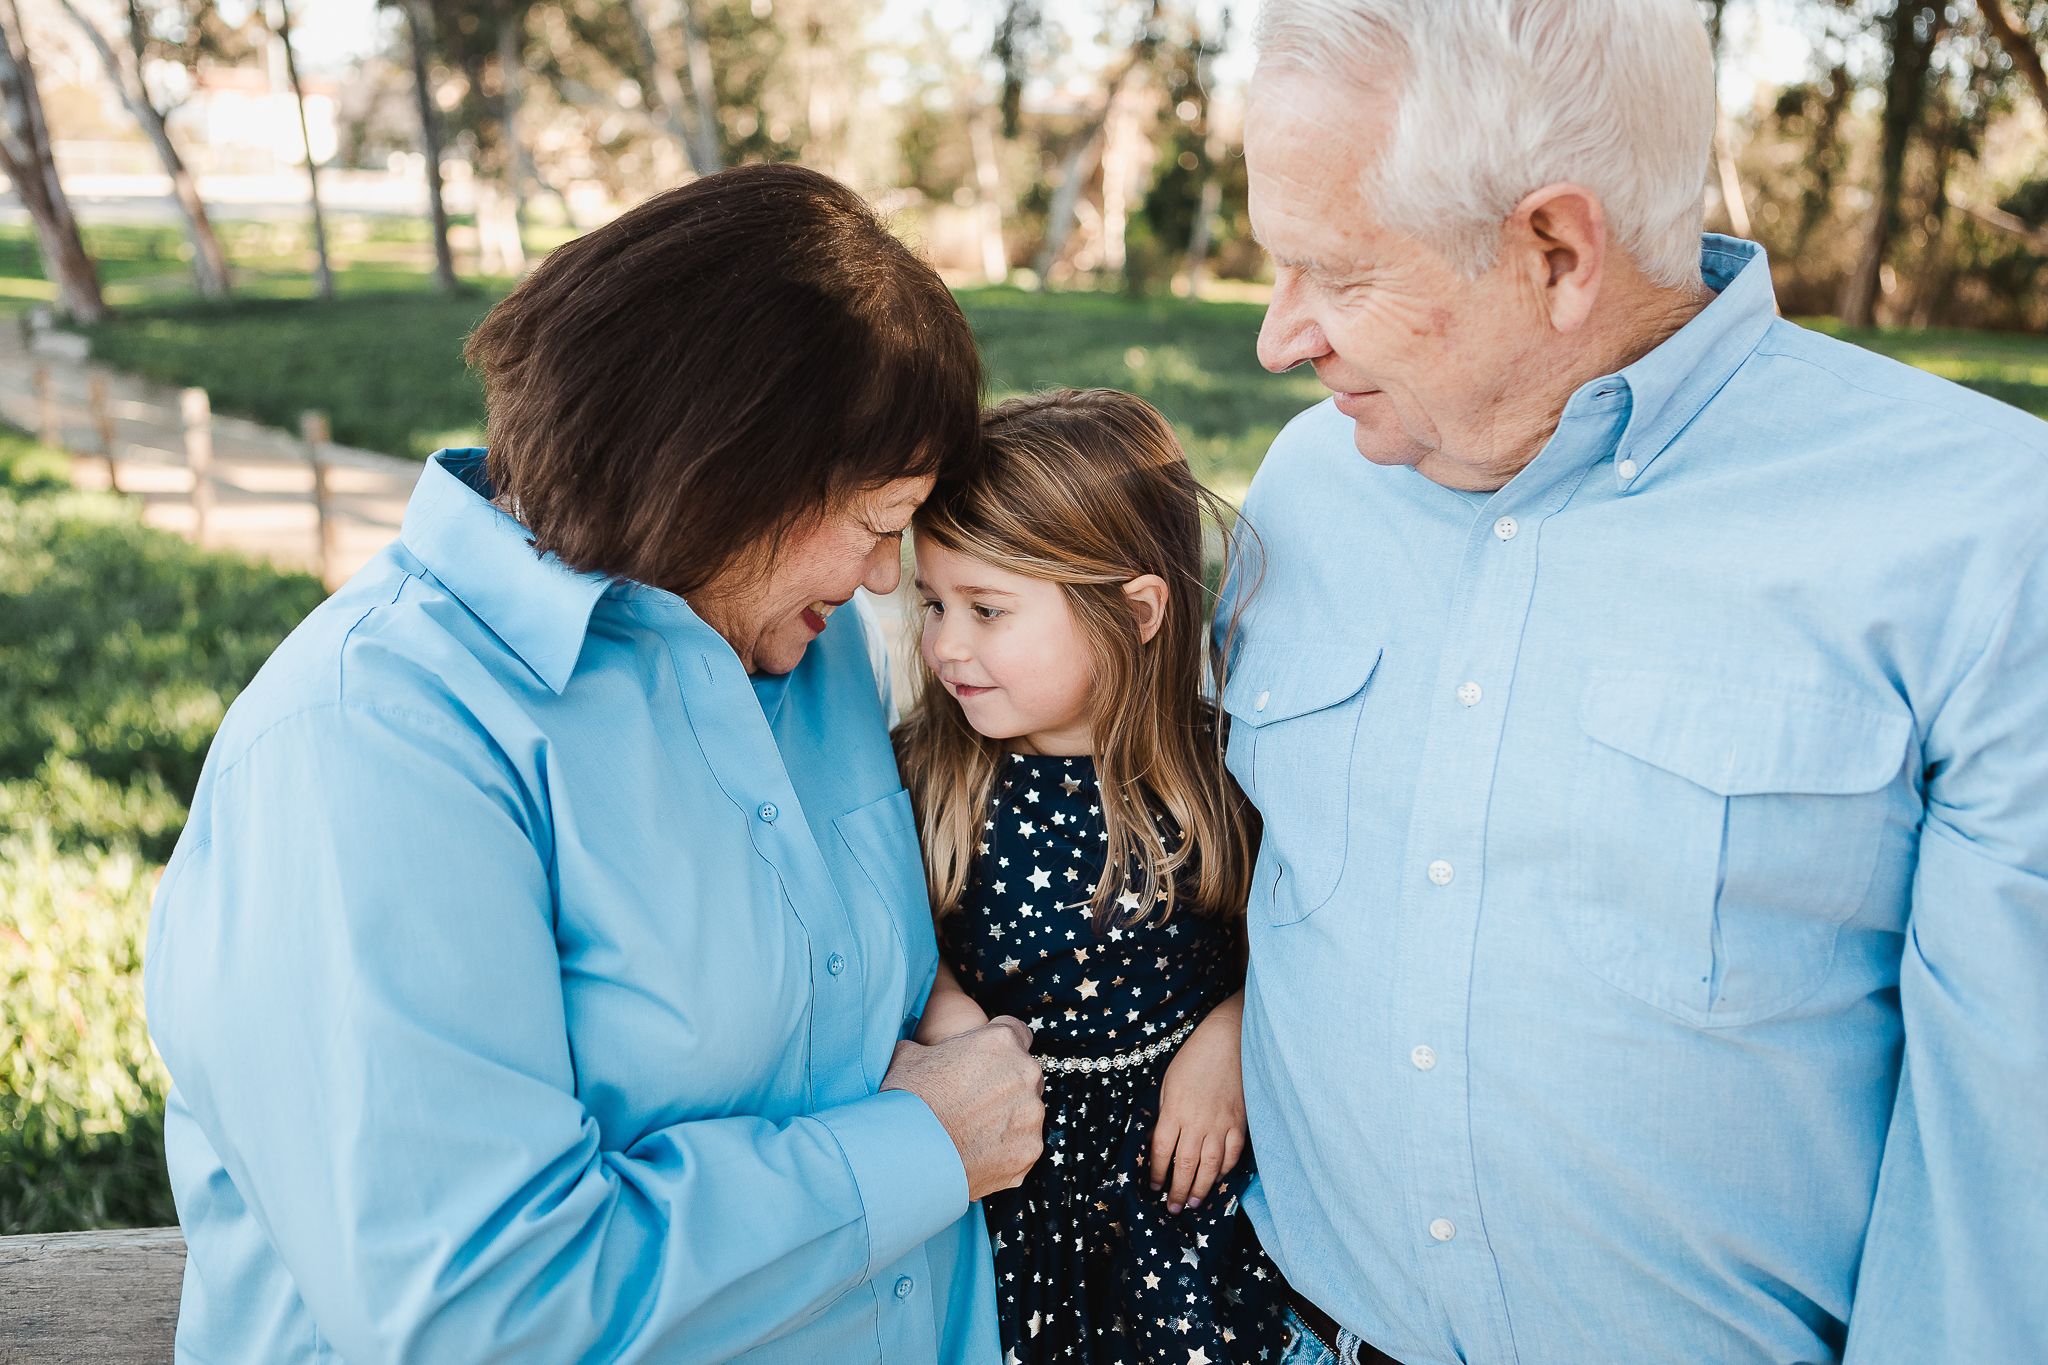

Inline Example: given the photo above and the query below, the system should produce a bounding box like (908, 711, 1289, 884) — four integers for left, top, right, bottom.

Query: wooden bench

(0, 1227, 183, 1363)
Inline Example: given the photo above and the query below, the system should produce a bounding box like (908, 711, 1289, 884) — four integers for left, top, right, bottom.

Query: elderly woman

(145, 165, 1043, 1363)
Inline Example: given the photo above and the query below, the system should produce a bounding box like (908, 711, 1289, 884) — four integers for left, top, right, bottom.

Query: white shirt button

(1456, 682, 1481, 707)
(1255, 689, 1270, 713)
(1493, 516, 1518, 540)
(1618, 458, 1638, 480)
(1411, 1044, 1437, 1071)
(1430, 1218, 1456, 1242)
(1427, 859, 1454, 886)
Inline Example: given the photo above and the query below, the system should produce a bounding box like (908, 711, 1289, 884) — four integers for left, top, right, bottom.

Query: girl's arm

(915, 957, 992, 1044)
(1149, 988, 1246, 1213)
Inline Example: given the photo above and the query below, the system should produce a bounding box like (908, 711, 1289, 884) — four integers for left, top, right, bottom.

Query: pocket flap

(1579, 672, 1912, 796)
(1222, 645, 1383, 728)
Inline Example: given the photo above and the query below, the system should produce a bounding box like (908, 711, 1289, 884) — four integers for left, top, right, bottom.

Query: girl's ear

(1123, 574, 1169, 645)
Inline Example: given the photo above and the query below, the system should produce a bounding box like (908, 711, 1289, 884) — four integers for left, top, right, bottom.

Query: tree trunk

(0, 0, 104, 322)
(968, 108, 1007, 283)
(58, 0, 230, 298)
(677, 0, 721, 175)
(495, 0, 531, 237)
(623, 0, 718, 178)
(404, 0, 458, 292)
(1908, 89, 1957, 326)
(1032, 115, 1110, 286)
(275, 0, 333, 301)
(1838, 1, 1946, 327)
(1794, 65, 1852, 258)
(1980, 0, 2048, 119)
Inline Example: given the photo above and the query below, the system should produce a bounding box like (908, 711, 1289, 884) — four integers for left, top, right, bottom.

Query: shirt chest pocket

(834, 787, 939, 1026)
(1567, 672, 1914, 1028)
(1223, 645, 1383, 925)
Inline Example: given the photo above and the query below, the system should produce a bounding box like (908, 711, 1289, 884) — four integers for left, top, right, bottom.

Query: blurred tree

(394, 0, 459, 291)
(55, 0, 231, 298)
(272, 0, 333, 300)
(1978, 0, 2048, 116)
(623, 0, 721, 176)
(1839, 0, 1949, 325)
(1033, 0, 1163, 287)
(0, 0, 105, 321)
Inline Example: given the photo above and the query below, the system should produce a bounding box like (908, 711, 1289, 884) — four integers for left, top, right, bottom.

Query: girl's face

(914, 540, 1165, 756)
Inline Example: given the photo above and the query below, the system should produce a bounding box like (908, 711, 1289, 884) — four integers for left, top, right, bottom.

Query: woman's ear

(1123, 574, 1169, 644)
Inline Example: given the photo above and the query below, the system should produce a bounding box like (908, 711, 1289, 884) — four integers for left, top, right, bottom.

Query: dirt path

(0, 322, 421, 586)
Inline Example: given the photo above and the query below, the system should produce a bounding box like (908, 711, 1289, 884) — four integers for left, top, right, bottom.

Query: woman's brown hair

(894, 389, 1258, 930)
(466, 163, 981, 596)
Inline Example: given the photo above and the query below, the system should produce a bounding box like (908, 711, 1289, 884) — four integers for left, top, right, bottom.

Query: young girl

(895, 390, 1288, 1365)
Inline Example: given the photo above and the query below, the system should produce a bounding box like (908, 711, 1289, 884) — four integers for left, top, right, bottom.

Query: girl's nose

(928, 612, 971, 663)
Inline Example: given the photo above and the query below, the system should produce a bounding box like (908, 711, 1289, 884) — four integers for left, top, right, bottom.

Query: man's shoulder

(1745, 320, 2048, 460)
(1242, 398, 1364, 514)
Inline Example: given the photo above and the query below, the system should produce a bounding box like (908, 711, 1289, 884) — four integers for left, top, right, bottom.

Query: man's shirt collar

(1594, 234, 1777, 488)
(399, 449, 608, 694)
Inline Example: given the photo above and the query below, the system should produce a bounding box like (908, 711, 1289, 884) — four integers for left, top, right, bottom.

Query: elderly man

(1221, 2, 2048, 1364)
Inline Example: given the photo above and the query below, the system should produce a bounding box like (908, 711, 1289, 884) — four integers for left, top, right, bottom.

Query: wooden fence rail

(0, 1226, 184, 1363)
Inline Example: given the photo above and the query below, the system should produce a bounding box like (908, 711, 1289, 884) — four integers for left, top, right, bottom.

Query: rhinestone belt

(1036, 1015, 1197, 1075)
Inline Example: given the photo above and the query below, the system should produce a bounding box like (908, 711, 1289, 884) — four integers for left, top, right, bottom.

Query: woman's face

(692, 477, 932, 676)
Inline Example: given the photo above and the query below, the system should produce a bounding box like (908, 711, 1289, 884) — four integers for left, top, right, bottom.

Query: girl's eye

(973, 605, 1004, 621)
(921, 599, 942, 615)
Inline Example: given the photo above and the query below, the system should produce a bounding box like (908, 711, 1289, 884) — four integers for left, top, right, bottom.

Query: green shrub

(0, 470, 326, 857)
(0, 828, 174, 1234)
(0, 427, 322, 1230)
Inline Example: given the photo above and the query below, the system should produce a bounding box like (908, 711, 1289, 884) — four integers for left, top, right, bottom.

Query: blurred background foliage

(0, 427, 322, 1233)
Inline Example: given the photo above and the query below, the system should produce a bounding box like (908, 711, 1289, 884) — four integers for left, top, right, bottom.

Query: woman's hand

(1149, 990, 1247, 1214)
(914, 958, 991, 1044)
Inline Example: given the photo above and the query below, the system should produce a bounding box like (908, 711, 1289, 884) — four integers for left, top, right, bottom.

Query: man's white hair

(1254, 0, 1716, 289)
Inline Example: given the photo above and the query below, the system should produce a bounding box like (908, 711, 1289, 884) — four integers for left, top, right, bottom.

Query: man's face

(1247, 70, 1552, 491)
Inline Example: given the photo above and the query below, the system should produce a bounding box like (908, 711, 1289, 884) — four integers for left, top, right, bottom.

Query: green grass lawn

(4, 221, 2043, 478)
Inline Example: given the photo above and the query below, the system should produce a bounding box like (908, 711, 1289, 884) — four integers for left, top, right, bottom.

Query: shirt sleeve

(146, 701, 967, 1365)
(1844, 541, 2048, 1362)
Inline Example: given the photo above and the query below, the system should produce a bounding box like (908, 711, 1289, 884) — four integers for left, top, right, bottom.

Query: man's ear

(1505, 182, 1606, 335)
(1123, 574, 1169, 644)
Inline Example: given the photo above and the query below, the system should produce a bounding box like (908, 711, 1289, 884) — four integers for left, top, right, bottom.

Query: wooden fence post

(181, 387, 212, 547)
(302, 410, 333, 586)
(90, 374, 118, 493)
(34, 363, 60, 449)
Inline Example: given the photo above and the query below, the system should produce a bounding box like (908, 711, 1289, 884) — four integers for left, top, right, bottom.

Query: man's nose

(1257, 273, 1330, 375)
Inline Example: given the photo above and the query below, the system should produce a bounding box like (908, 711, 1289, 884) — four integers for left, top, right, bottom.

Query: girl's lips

(950, 682, 995, 698)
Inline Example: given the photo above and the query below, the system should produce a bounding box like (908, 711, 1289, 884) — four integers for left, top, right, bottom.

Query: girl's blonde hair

(894, 389, 1257, 930)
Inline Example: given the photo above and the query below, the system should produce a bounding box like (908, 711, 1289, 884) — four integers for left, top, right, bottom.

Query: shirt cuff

(813, 1088, 969, 1275)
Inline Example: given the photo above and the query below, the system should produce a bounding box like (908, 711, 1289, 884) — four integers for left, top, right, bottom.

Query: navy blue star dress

(942, 753, 1289, 1365)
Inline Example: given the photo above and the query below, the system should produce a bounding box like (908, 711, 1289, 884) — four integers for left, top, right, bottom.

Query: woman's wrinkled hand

(883, 1016, 1045, 1200)
(1148, 990, 1246, 1214)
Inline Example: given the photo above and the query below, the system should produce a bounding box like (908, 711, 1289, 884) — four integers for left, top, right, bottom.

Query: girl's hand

(1149, 989, 1246, 1214)
(915, 957, 992, 1044)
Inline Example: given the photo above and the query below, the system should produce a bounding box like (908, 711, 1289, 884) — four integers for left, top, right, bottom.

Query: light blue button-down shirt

(146, 450, 997, 1363)
(1222, 238, 2048, 1364)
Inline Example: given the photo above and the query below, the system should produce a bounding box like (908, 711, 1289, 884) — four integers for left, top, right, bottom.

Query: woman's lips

(800, 597, 852, 635)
